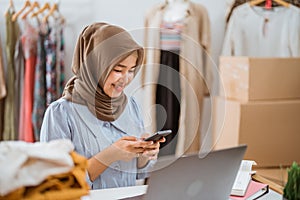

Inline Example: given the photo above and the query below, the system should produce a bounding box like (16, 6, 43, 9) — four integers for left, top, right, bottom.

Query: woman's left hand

(140, 134, 166, 160)
(137, 133, 166, 168)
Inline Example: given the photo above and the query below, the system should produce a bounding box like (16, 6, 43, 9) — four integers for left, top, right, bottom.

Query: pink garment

(19, 20, 38, 142)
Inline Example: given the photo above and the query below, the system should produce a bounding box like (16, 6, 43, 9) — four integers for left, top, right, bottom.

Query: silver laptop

(136, 145, 246, 200)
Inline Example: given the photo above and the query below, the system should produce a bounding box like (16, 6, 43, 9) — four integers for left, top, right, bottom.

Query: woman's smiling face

(103, 53, 138, 98)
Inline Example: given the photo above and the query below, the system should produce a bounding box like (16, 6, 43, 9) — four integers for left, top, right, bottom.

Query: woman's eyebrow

(116, 64, 137, 68)
(116, 64, 127, 68)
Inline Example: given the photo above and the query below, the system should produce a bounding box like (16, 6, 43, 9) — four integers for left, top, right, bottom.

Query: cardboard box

(219, 57, 300, 101)
(255, 167, 288, 187)
(212, 97, 300, 167)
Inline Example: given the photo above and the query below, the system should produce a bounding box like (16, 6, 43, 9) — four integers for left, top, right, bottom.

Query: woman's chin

(111, 91, 122, 98)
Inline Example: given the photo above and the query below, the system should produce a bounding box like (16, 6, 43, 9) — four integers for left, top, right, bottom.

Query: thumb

(141, 133, 151, 140)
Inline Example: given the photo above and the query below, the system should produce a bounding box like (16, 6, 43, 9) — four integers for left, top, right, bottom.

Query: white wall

(0, 0, 227, 84)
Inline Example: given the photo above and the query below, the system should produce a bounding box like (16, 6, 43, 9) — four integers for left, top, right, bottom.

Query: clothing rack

(1, 0, 66, 142)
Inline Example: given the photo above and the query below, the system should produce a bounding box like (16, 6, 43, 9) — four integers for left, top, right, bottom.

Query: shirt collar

(71, 100, 142, 138)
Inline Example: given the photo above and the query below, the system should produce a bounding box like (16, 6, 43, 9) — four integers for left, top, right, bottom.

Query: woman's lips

(113, 84, 125, 92)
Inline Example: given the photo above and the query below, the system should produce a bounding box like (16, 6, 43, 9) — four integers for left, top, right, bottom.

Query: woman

(40, 22, 165, 189)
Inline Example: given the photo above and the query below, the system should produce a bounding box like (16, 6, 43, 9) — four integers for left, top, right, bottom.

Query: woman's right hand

(109, 136, 153, 162)
(88, 136, 153, 181)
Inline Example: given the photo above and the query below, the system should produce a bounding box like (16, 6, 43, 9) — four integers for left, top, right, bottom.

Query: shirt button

(104, 122, 110, 128)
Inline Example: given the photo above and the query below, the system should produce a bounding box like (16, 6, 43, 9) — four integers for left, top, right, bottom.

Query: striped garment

(160, 21, 184, 51)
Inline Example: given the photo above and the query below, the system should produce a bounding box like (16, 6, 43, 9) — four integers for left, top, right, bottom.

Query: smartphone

(144, 130, 172, 142)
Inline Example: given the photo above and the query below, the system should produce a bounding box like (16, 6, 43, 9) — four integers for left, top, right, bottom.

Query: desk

(81, 185, 282, 200)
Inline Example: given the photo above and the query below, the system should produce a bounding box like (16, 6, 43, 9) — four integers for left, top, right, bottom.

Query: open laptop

(126, 145, 246, 200)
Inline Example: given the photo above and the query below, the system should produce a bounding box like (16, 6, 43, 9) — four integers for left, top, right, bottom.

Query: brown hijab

(63, 22, 144, 121)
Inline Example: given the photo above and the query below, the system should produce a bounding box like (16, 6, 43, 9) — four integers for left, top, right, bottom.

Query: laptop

(127, 145, 247, 200)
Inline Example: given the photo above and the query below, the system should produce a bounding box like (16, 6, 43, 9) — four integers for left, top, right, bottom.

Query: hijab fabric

(63, 22, 144, 121)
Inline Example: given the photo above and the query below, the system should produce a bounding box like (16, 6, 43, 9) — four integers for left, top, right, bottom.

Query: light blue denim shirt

(40, 97, 154, 189)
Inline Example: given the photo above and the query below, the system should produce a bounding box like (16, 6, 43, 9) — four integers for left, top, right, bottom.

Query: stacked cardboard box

(255, 167, 288, 187)
(212, 57, 300, 167)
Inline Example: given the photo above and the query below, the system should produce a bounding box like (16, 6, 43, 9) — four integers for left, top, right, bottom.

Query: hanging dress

(19, 19, 38, 142)
(3, 10, 20, 140)
(44, 23, 58, 105)
(55, 18, 65, 97)
(32, 22, 49, 141)
(14, 28, 25, 138)
(0, 33, 6, 140)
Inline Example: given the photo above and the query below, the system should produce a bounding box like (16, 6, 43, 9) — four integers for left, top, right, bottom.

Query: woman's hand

(141, 137, 166, 160)
(110, 136, 153, 162)
(89, 136, 152, 181)
(137, 134, 166, 168)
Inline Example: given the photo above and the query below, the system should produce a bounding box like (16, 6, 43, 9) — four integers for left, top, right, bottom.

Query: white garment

(163, 0, 189, 22)
(222, 3, 300, 57)
(0, 139, 74, 195)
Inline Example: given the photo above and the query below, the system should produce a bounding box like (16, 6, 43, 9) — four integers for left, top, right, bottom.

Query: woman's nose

(120, 72, 129, 83)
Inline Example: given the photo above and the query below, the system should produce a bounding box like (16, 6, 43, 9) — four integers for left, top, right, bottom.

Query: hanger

(165, 0, 189, 3)
(31, 2, 50, 18)
(43, 3, 65, 23)
(21, 1, 40, 19)
(249, 0, 290, 7)
(11, 0, 31, 21)
(4, 0, 15, 16)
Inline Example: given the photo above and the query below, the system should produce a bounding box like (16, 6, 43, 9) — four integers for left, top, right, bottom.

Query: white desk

(81, 185, 282, 200)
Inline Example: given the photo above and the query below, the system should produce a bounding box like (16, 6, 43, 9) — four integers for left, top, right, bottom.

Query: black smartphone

(144, 130, 172, 142)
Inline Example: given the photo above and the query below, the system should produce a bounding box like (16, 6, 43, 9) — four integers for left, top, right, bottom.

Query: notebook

(230, 180, 269, 200)
(127, 145, 246, 200)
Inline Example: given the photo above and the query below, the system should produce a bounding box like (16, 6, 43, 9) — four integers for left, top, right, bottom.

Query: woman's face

(103, 54, 138, 98)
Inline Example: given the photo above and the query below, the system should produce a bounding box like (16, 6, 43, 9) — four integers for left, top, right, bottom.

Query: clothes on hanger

(0, 33, 6, 140)
(222, 2, 300, 57)
(0, 34, 6, 99)
(1, 1, 66, 142)
(19, 20, 38, 142)
(3, 9, 20, 141)
(32, 24, 48, 141)
(226, 0, 300, 23)
(14, 34, 25, 140)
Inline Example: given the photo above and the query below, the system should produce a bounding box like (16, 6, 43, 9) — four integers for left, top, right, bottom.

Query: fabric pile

(0, 139, 89, 200)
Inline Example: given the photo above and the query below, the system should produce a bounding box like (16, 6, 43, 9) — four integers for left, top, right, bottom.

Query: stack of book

(230, 160, 269, 200)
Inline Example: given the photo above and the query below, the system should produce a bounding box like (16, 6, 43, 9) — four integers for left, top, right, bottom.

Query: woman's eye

(113, 69, 122, 73)
(129, 68, 136, 73)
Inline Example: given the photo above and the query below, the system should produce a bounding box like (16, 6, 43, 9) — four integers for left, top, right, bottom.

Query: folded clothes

(0, 139, 74, 196)
(0, 150, 90, 200)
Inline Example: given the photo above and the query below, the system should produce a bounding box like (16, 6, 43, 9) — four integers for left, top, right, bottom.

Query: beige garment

(0, 34, 6, 99)
(3, 11, 19, 141)
(0, 34, 5, 140)
(142, 2, 212, 155)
